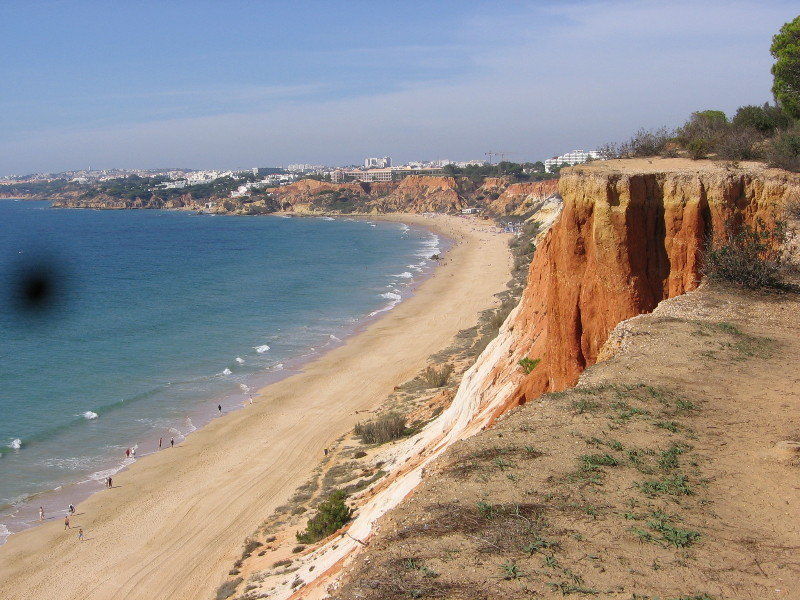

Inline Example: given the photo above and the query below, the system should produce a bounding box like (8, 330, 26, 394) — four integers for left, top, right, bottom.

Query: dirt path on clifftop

(0, 214, 512, 600)
(332, 283, 800, 600)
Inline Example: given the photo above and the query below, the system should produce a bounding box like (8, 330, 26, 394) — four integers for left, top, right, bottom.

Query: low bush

(765, 127, 800, 172)
(215, 578, 242, 600)
(296, 490, 352, 544)
(704, 218, 787, 289)
(599, 127, 674, 159)
(354, 412, 408, 444)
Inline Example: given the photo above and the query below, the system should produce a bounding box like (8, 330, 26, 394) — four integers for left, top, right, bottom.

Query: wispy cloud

(2, 0, 796, 173)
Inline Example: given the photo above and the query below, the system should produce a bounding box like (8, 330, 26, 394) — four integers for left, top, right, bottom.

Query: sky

(0, 1, 797, 174)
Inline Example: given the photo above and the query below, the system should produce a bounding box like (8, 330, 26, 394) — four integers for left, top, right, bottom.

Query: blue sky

(0, 1, 797, 174)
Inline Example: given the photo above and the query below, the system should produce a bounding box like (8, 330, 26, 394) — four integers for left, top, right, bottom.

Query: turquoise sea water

(0, 201, 441, 540)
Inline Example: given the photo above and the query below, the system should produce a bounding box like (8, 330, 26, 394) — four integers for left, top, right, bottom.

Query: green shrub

(296, 490, 352, 544)
(518, 357, 541, 374)
(354, 413, 408, 444)
(732, 103, 791, 135)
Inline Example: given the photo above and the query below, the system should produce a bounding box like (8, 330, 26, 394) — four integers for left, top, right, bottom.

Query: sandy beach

(0, 213, 511, 600)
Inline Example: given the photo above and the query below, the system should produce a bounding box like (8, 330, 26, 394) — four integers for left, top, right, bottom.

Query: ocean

(0, 200, 442, 542)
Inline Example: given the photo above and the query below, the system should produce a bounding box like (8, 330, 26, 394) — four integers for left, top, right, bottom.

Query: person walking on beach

(78, 528, 84, 541)
(125, 448, 130, 458)
(131, 447, 136, 459)
(68, 503, 75, 515)
(217, 404, 222, 415)
(170, 437, 174, 448)
(158, 437, 163, 450)
(64, 515, 70, 529)
(39, 506, 45, 521)
(107, 476, 113, 488)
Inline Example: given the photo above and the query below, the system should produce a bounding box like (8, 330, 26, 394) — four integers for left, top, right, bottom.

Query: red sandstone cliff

(481, 158, 799, 415)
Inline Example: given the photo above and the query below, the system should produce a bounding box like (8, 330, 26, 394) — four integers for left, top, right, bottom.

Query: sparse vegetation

(214, 577, 242, 600)
(354, 412, 409, 444)
(421, 363, 454, 388)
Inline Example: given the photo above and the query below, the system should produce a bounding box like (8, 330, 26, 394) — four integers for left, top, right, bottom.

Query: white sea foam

(400, 224, 410, 233)
(235, 357, 245, 364)
(222, 368, 232, 376)
(321, 216, 335, 221)
(82, 411, 99, 420)
(9, 439, 21, 450)
(381, 291, 402, 301)
(392, 272, 413, 279)
(0, 523, 11, 544)
(254, 344, 270, 353)
(274, 363, 284, 370)
(239, 383, 250, 392)
(185, 417, 196, 433)
(407, 264, 423, 272)
(329, 334, 340, 341)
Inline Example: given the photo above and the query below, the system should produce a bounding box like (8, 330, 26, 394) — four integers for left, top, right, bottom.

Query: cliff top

(571, 156, 784, 176)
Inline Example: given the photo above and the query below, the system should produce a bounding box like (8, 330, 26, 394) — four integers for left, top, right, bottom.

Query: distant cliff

(50, 175, 559, 217)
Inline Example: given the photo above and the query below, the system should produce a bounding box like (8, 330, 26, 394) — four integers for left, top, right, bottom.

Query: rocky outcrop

(486, 179, 559, 215)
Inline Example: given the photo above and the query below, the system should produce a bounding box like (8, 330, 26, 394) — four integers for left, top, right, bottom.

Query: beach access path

(0, 213, 512, 600)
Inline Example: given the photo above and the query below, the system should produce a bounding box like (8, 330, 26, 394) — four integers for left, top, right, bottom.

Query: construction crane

(484, 151, 497, 165)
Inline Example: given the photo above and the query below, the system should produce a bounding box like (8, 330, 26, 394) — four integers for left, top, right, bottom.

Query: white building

(364, 156, 391, 169)
(544, 149, 600, 173)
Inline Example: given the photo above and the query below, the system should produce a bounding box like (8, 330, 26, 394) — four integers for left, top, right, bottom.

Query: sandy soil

(0, 213, 512, 600)
(332, 281, 800, 600)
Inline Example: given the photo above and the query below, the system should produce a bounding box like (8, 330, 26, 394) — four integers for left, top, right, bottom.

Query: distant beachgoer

(125, 448, 131, 458)
(324, 448, 329, 456)
(158, 437, 163, 449)
(170, 437, 174, 448)
(68, 504, 75, 514)
(248, 395, 253, 404)
(64, 516, 70, 529)
(78, 528, 84, 541)
(131, 447, 136, 459)
(218, 404, 222, 414)
(39, 506, 45, 521)
(107, 477, 113, 488)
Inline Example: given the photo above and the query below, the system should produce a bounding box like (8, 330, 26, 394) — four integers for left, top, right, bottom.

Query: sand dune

(0, 213, 511, 600)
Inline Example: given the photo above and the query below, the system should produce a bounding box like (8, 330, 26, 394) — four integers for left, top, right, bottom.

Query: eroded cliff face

(486, 178, 560, 215)
(482, 159, 800, 415)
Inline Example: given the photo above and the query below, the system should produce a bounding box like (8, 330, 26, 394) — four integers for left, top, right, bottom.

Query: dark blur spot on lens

(22, 271, 53, 308)
(9, 258, 67, 319)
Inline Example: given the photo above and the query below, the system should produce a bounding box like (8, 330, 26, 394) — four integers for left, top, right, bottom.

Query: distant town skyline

(1, 1, 797, 174)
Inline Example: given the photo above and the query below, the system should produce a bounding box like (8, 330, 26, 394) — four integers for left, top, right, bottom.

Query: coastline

(0, 211, 449, 544)
(0, 213, 512, 600)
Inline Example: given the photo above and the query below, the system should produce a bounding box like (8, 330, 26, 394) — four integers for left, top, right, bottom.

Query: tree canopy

(771, 15, 800, 118)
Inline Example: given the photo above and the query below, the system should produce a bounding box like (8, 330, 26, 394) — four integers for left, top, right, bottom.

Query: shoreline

(0, 213, 449, 544)
(0, 213, 511, 600)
